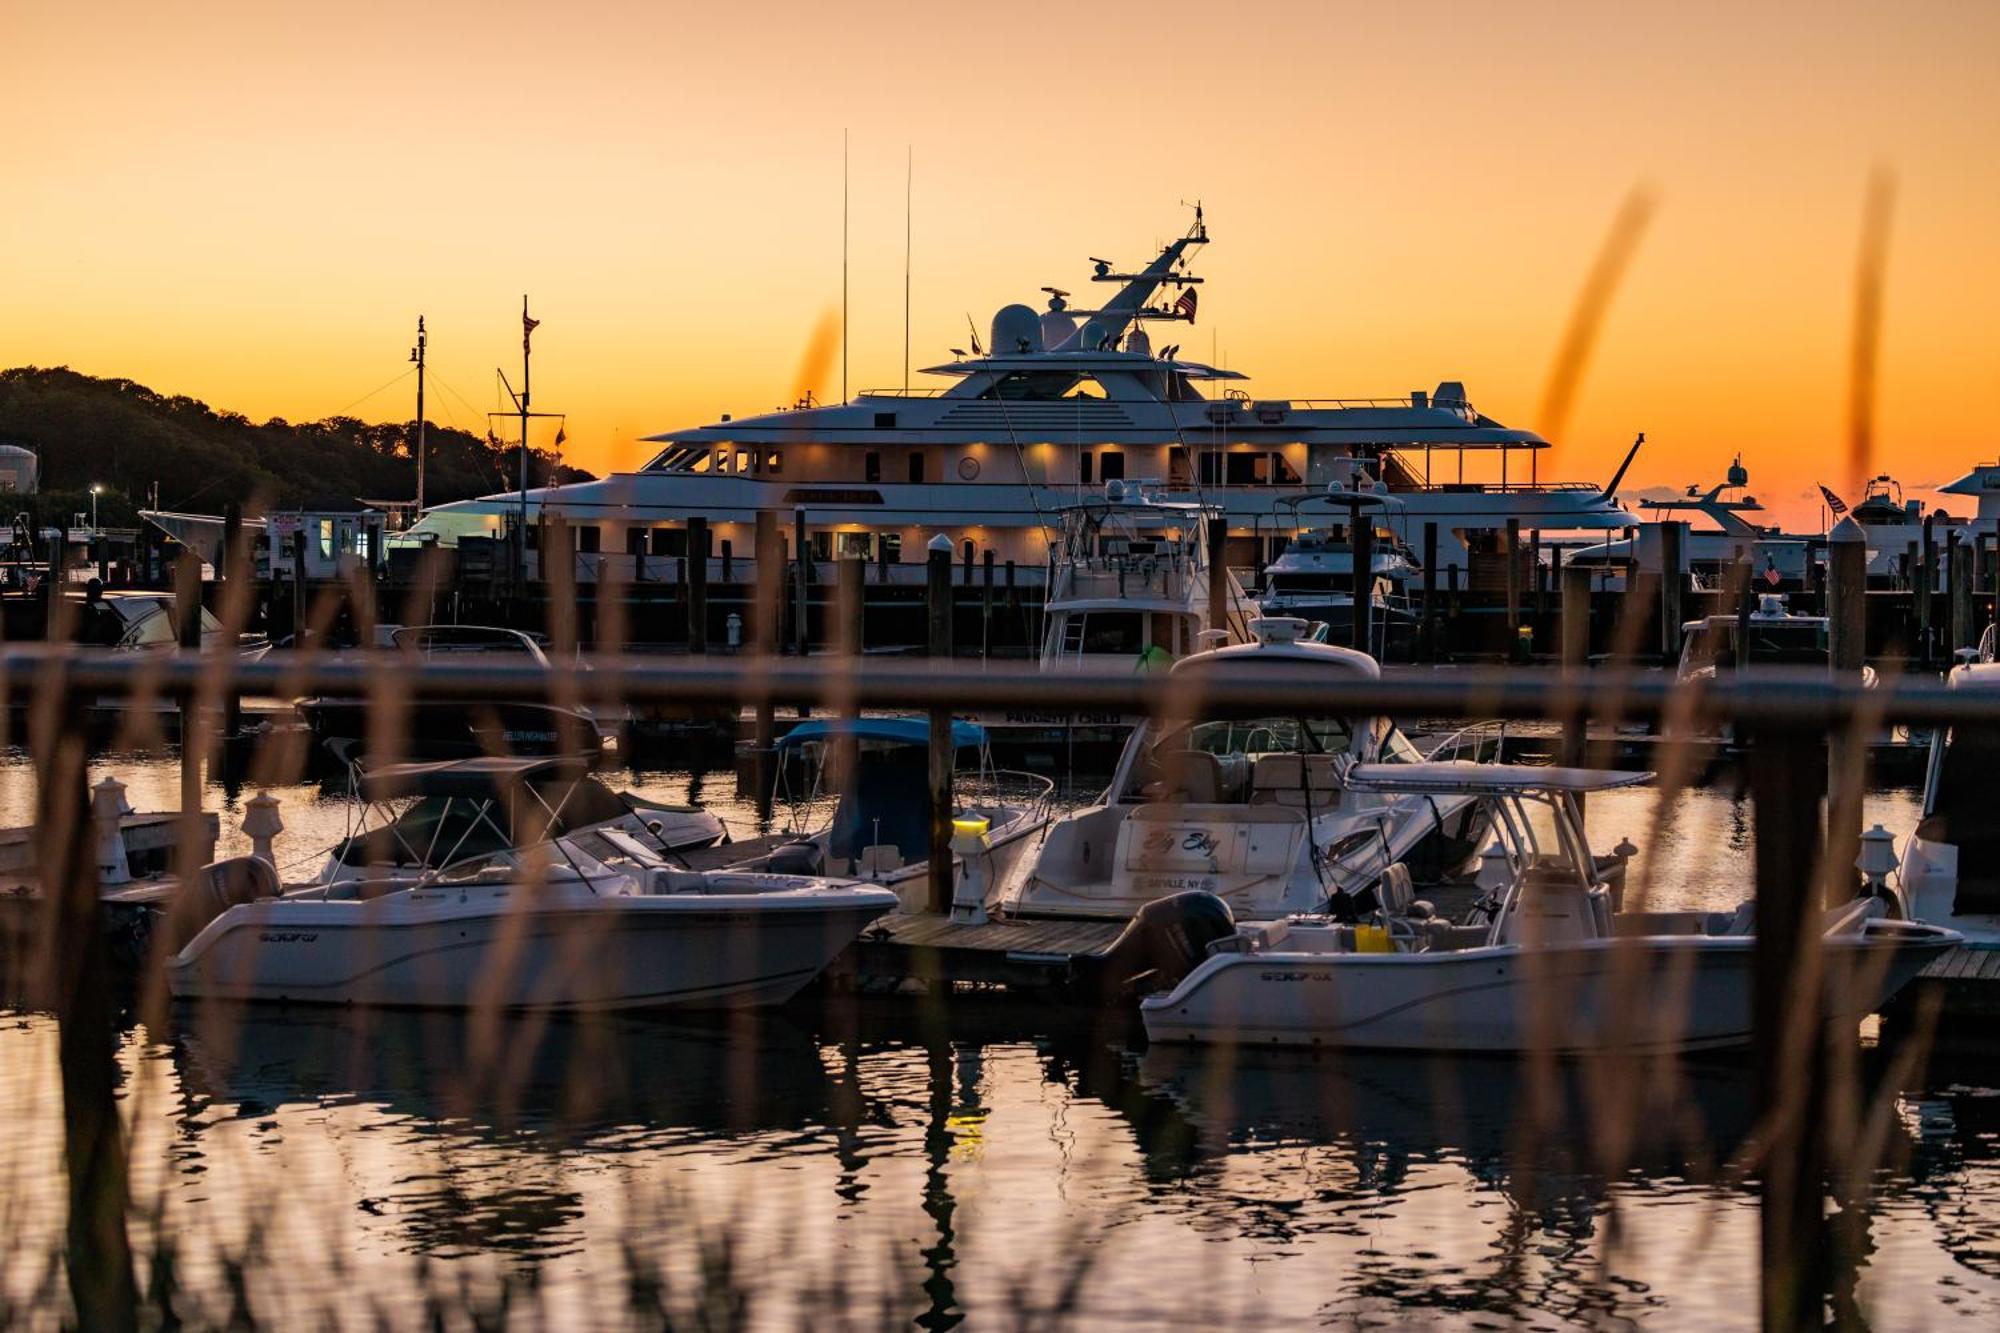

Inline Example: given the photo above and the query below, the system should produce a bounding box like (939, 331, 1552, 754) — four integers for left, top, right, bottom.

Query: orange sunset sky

(7, 1, 1999, 526)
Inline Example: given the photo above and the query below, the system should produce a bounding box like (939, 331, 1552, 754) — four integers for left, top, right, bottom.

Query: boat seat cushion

(1157, 750, 1226, 805)
(1249, 754, 1345, 808)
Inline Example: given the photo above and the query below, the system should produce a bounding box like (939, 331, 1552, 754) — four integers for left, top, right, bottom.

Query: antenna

(841, 129, 849, 404)
(903, 144, 912, 398)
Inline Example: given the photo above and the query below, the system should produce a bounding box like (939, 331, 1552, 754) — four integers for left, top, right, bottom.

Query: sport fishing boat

(741, 717, 1054, 913)
(166, 828, 896, 1011)
(1139, 764, 1958, 1051)
(1039, 483, 1256, 669)
(999, 618, 1493, 922)
(404, 211, 1637, 587)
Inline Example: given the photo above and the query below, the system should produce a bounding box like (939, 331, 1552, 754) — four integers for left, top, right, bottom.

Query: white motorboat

(741, 717, 1053, 914)
(1039, 483, 1256, 670)
(999, 618, 1493, 921)
(1140, 764, 1958, 1052)
(1565, 457, 1812, 591)
(1879, 662, 2000, 951)
(166, 836, 897, 1011)
(1673, 594, 1872, 683)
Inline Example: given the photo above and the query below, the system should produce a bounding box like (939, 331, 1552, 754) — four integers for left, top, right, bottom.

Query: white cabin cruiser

(406, 212, 1636, 585)
(167, 827, 896, 1011)
(1000, 619, 1492, 921)
(1566, 458, 1810, 590)
(1140, 764, 1958, 1051)
(1257, 481, 1417, 655)
(1039, 483, 1256, 669)
(1880, 663, 2000, 950)
(743, 718, 1054, 913)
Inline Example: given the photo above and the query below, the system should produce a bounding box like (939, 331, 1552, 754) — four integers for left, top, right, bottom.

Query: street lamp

(89, 483, 102, 532)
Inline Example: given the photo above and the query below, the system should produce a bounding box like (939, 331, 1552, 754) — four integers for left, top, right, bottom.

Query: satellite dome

(1077, 318, 1110, 352)
(1039, 308, 1079, 351)
(990, 304, 1043, 356)
(1124, 327, 1152, 357)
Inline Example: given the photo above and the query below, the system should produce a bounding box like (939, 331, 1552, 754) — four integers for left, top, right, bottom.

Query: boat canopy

(359, 755, 591, 801)
(1344, 762, 1654, 796)
(776, 718, 986, 751)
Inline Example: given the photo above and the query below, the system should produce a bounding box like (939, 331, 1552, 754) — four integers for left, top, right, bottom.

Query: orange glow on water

(6, 2, 1999, 526)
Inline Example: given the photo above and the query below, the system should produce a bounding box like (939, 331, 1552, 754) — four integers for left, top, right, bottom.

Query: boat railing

(857, 387, 954, 398)
(959, 768, 1059, 824)
(1421, 719, 1511, 765)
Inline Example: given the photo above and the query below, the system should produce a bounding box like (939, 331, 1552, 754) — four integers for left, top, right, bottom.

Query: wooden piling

(1919, 514, 1936, 667)
(1504, 517, 1522, 655)
(1950, 530, 1974, 657)
(1827, 516, 1868, 902)
(220, 503, 243, 741)
(1660, 520, 1686, 664)
(926, 537, 954, 915)
(687, 516, 709, 654)
(751, 512, 779, 780)
(1559, 563, 1592, 773)
(793, 507, 810, 660)
(1351, 508, 1374, 656)
(1749, 722, 1830, 1332)
(982, 549, 995, 659)
(173, 551, 202, 814)
(837, 554, 865, 657)
(1420, 522, 1438, 663)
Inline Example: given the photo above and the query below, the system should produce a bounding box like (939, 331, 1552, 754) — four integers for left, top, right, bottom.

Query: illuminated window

(766, 451, 782, 473)
(735, 450, 750, 473)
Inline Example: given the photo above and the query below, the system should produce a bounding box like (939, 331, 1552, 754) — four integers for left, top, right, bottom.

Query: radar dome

(990, 305, 1043, 356)
(1077, 319, 1110, 352)
(1124, 327, 1152, 357)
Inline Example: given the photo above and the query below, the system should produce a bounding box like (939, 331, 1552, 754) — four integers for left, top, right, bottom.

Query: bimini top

(1172, 625, 1382, 678)
(359, 754, 590, 801)
(776, 717, 987, 750)
(1345, 762, 1653, 796)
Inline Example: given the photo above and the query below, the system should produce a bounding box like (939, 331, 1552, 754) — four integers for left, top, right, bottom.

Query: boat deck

(1900, 944, 2000, 1022)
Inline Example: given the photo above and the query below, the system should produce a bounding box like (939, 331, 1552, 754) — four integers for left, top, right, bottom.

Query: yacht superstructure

(408, 213, 1638, 583)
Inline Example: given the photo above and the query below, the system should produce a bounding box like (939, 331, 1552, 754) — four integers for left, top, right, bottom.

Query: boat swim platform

(839, 912, 1126, 992)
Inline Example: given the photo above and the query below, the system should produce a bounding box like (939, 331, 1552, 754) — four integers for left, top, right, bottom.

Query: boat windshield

(1171, 717, 1356, 757)
(1679, 620, 1827, 673)
(1918, 723, 2000, 912)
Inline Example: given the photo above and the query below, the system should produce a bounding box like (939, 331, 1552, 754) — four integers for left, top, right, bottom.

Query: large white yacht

(409, 212, 1638, 581)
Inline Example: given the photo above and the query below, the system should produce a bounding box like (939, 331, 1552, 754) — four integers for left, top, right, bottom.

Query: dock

(843, 913, 1125, 991)
(1904, 944, 2000, 1021)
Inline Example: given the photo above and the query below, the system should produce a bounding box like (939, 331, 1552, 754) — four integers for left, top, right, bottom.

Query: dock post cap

(1829, 516, 1866, 544)
(927, 533, 954, 553)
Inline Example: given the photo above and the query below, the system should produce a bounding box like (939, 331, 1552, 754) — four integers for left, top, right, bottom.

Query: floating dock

(843, 913, 1125, 991)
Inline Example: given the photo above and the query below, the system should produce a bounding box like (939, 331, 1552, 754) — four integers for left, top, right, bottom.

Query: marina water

(0, 757, 1995, 1327)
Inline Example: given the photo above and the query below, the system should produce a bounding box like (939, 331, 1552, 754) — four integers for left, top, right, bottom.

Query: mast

(842, 129, 850, 404)
(520, 295, 536, 582)
(903, 145, 912, 398)
(410, 316, 427, 514)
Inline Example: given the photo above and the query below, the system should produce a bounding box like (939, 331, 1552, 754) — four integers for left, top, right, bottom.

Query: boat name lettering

(780, 488, 884, 505)
(1257, 970, 1333, 982)
(1141, 828, 1221, 857)
(257, 932, 319, 944)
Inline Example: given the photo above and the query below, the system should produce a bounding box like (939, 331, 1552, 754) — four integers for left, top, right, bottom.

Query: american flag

(1818, 483, 1848, 516)
(1173, 287, 1198, 321)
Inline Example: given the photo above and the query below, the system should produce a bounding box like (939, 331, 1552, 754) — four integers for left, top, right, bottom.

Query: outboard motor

(1098, 891, 1236, 996)
(157, 856, 281, 956)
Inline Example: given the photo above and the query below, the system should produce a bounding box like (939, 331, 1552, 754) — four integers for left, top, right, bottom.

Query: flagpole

(903, 144, 912, 399)
(842, 128, 849, 405)
(412, 315, 427, 515)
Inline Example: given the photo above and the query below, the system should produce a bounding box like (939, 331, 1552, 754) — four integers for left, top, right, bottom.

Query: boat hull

(168, 885, 896, 1011)
(1140, 924, 1958, 1052)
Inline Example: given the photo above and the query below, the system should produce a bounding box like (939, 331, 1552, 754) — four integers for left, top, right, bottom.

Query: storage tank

(0, 445, 38, 495)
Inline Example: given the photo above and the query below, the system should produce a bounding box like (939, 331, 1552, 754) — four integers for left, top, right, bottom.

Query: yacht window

(1225, 453, 1270, 486)
(1167, 446, 1191, 485)
(767, 451, 782, 473)
(1198, 452, 1222, 486)
(1272, 452, 1302, 484)
(735, 450, 750, 474)
(865, 451, 881, 483)
(1079, 452, 1094, 485)
(691, 450, 714, 473)
(127, 607, 177, 648)
(1099, 450, 1126, 481)
(576, 525, 600, 554)
(318, 519, 334, 560)
(836, 532, 872, 559)
(881, 533, 903, 562)
(1080, 611, 1145, 655)
(978, 371, 1106, 401)
(650, 528, 683, 558)
(810, 532, 833, 561)
(908, 453, 926, 484)
(875, 411, 897, 429)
